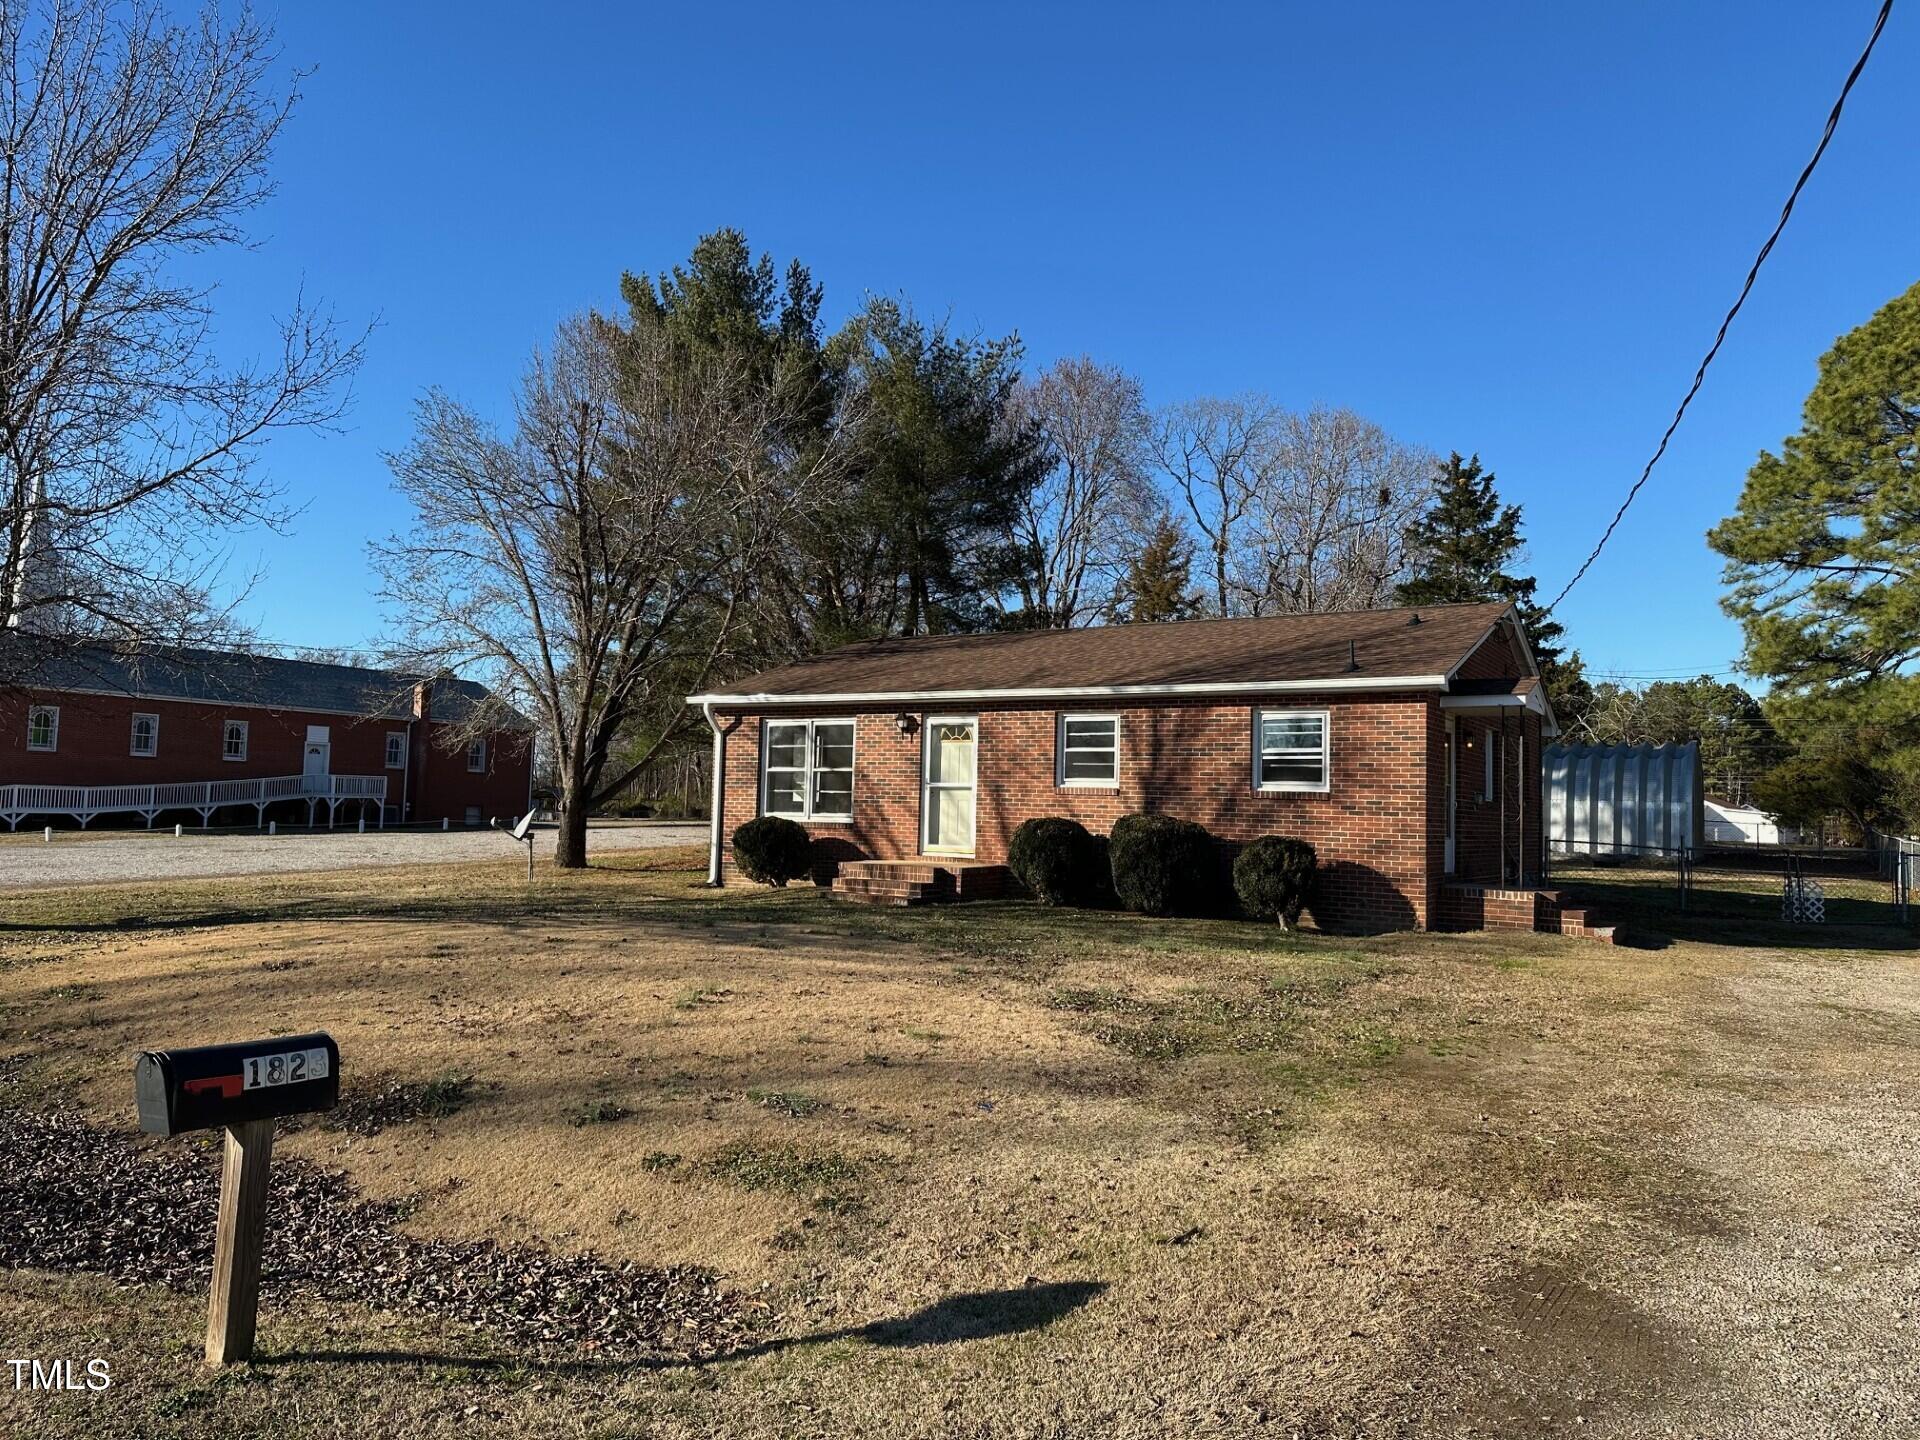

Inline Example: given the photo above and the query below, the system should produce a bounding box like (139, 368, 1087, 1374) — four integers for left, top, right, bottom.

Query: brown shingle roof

(693, 602, 1518, 704)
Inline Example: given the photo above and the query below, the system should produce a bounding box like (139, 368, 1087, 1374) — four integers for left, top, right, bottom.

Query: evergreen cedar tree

(1710, 277, 1920, 832)
(1394, 453, 1590, 723)
(1116, 515, 1201, 623)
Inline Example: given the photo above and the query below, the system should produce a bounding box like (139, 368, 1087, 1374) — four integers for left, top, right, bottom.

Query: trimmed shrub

(731, 816, 814, 887)
(1107, 812, 1221, 916)
(1007, 816, 1102, 906)
(1232, 836, 1318, 928)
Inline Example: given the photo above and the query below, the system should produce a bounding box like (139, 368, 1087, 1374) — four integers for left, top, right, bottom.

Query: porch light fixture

(894, 712, 919, 736)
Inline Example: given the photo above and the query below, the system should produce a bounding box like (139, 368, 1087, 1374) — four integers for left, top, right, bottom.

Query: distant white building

(1704, 801, 1802, 847)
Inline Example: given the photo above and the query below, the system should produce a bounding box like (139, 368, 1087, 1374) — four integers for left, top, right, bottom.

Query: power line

(1593, 670, 1739, 677)
(1543, 0, 1895, 616)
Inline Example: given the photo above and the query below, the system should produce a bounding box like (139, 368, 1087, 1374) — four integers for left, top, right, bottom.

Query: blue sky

(197, 1, 1915, 685)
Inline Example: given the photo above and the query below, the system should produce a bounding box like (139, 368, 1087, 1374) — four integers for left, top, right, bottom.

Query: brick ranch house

(691, 601, 1605, 936)
(0, 642, 532, 830)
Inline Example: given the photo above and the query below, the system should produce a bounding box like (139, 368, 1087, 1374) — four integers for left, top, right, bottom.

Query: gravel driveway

(0, 820, 706, 890)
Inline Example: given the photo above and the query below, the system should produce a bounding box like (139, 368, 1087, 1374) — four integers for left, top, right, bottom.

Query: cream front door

(922, 717, 977, 856)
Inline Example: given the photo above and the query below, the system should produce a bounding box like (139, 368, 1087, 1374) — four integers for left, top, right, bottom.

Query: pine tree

(1396, 453, 1588, 712)
(1116, 515, 1200, 622)
(828, 298, 1048, 635)
(1710, 278, 1920, 831)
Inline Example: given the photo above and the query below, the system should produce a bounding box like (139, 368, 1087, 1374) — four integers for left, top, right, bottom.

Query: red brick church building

(0, 642, 531, 830)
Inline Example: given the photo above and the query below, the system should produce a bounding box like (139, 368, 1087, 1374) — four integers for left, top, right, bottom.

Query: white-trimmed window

(130, 713, 159, 757)
(222, 719, 248, 761)
(26, 705, 58, 752)
(1478, 731, 1500, 803)
(762, 718, 855, 822)
(467, 738, 487, 772)
(386, 731, 407, 769)
(1057, 713, 1119, 787)
(1254, 709, 1330, 793)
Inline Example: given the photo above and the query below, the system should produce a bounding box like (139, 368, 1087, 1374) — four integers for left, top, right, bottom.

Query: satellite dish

(497, 809, 539, 881)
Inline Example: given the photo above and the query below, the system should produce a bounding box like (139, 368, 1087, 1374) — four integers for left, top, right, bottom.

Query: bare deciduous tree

(1240, 407, 1432, 614)
(0, 0, 363, 662)
(1003, 357, 1155, 627)
(377, 315, 850, 868)
(1153, 395, 1284, 617)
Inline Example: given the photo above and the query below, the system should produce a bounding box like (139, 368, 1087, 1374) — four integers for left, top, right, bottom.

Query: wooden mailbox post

(134, 1033, 340, 1364)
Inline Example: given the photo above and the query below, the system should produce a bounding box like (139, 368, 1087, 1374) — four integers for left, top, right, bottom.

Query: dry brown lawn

(1, 848, 1916, 1438)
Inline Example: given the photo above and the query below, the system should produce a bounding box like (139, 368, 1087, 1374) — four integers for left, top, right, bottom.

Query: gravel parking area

(0, 820, 705, 890)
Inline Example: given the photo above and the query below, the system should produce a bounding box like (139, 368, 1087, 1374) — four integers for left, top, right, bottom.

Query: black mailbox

(134, 1033, 340, 1137)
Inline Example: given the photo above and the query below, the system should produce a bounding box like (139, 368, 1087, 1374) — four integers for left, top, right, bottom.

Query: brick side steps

(1438, 882, 1620, 945)
(829, 859, 1014, 907)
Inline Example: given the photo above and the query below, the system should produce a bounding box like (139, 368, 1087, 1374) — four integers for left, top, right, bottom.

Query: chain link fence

(1546, 837, 1915, 930)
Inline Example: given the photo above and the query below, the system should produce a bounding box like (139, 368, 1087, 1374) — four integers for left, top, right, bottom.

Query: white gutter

(687, 674, 1451, 708)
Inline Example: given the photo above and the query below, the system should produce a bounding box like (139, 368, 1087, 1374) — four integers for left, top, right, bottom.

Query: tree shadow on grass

(271, 1280, 1108, 1374)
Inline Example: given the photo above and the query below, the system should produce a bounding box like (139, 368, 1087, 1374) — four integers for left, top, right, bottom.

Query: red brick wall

(1435, 883, 1540, 932)
(1454, 618, 1521, 679)
(716, 692, 1437, 931)
(0, 688, 529, 825)
(410, 725, 533, 825)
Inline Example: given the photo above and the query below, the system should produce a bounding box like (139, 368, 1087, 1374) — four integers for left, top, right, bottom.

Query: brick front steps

(1438, 882, 1619, 945)
(829, 859, 1013, 907)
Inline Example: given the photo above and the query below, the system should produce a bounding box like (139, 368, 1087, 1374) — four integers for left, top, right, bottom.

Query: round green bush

(731, 816, 814, 887)
(1232, 836, 1318, 928)
(1007, 816, 1101, 906)
(1107, 812, 1220, 916)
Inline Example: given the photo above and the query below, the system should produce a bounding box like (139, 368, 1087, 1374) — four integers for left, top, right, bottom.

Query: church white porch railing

(0, 773, 389, 830)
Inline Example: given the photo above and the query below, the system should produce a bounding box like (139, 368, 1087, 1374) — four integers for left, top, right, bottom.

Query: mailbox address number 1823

(243, 1046, 330, 1091)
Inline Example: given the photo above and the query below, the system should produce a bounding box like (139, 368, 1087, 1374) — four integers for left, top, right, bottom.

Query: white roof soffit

(687, 674, 1452, 708)
(1438, 692, 1547, 716)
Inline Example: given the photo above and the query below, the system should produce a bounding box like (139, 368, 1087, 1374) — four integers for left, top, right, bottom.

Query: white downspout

(703, 702, 727, 886)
